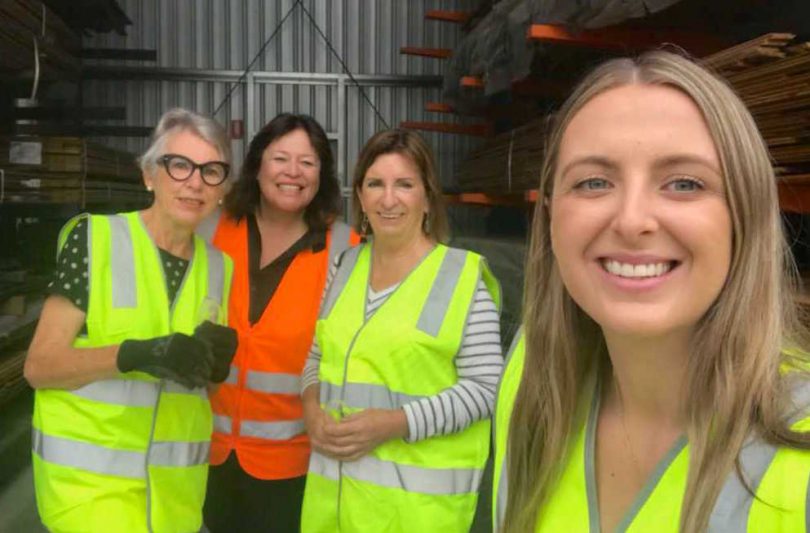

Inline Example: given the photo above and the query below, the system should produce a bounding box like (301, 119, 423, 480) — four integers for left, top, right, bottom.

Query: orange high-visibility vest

(207, 213, 357, 479)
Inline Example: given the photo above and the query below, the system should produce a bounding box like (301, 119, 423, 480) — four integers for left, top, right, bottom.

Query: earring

(422, 213, 431, 234)
(146, 185, 153, 192)
(361, 213, 369, 236)
(218, 198, 223, 206)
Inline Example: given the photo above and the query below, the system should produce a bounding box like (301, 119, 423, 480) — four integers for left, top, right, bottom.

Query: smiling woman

(200, 113, 359, 533)
(24, 108, 238, 533)
(493, 51, 810, 533)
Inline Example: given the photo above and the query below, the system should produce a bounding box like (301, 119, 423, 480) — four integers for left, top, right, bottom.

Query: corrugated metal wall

(82, 0, 481, 197)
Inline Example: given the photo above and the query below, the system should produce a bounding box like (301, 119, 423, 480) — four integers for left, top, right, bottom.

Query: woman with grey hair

(25, 107, 239, 533)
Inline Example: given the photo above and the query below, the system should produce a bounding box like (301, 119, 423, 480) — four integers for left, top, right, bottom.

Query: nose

(611, 180, 658, 242)
(380, 184, 398, 209)
(287, 160, 302, 177)
(185, 168, 205, 189)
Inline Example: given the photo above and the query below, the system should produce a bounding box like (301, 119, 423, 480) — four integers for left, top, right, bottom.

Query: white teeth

(603, 260, 672, 279)
(278, 184, 301, 191)
(379, 213, 400, 219)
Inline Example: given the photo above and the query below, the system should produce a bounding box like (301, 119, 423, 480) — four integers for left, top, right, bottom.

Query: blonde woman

(494, 51, 810, 532)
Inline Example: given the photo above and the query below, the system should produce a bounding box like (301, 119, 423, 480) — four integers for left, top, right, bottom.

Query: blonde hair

(351, 129, 450, 243)
(505, 50, 810, 532)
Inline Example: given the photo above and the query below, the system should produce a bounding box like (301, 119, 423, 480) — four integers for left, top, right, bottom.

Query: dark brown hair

(351, 129, 449, 243)
(224, 113, 341, 231)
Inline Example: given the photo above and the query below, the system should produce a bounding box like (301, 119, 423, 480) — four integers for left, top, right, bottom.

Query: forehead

(267, 128, 317, 154)
(558, 84, 720, 170)
(365, 152, 420, 178)
(164, 129, 221, 160)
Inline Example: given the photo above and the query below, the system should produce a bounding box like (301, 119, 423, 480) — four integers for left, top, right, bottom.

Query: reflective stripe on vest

(205, 242, 225, 308)
(309, 451, 482, 496)
(70, 379, 207, 406)
(328, 221, 352, 268)
(494, 330, 524, 530)
(213, 415, 304, 440)
(320, 245, 362, 319)
(320, 380, 424, 410)
(32, 428, 209, 478)
(109, 214, 137, 308)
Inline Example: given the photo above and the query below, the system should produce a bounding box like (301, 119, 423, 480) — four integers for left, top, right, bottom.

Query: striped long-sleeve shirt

(301, 256, 503, 443)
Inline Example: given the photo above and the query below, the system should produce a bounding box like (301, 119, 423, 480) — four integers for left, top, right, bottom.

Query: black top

(246, 213, 326, 325)
(48, 217, 189, 333)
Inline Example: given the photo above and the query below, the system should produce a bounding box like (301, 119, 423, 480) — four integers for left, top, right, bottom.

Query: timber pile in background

(0, 137, 148, 205)
(455, 119, 547, 193)
(0, 0, 81, 77)
(703, 33, 810, 186)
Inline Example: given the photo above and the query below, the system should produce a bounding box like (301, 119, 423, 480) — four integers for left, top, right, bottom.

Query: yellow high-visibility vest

(493, 332, 810, 532)
(302, 243, 501, 533)
(32, 211, 233, 533)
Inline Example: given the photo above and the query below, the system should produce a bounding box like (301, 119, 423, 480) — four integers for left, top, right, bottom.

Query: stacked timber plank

(456, 119, 546, 193)
(0, 137, 148, 205)
(0, 0, 81, 77)
(702, 34, 810, 183)
(456, 33, 810, 194)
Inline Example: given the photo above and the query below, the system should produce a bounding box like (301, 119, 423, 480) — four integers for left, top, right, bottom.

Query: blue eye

(666, 177, 704, 192)
(573, 177, 611, 191)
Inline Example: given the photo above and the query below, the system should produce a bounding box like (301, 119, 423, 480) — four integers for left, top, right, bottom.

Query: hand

(303, 397, 343, 458)
(322, 408, 409, 462)
(117, 333, 214, 389)
(193, 321, 238, 383)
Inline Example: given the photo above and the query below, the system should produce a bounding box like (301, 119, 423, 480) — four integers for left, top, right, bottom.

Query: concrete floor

(0, 389, 493, 533)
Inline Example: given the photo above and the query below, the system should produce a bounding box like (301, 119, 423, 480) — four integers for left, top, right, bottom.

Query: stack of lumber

(0, 0, 81, 77)
(702, 33, 810, 183)
(0, 351, 28, 408)
(0, 137, 148, 205)
(0, 273, 45, 407)
(456, 119, 546, 193)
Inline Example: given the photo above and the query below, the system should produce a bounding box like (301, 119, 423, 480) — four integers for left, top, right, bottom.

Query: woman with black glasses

(25, 108, 239, 533)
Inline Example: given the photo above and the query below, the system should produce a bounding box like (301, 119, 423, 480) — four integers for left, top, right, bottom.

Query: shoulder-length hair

(351, 129, 449, 243)
(505, 50, 810, 533)
(224, 113, 341, 231)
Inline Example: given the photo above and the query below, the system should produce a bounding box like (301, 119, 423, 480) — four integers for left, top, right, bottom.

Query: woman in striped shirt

(300, 129, 503, 532)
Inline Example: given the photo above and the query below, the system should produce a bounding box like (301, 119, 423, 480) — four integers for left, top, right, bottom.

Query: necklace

(613, 375, 644, 483)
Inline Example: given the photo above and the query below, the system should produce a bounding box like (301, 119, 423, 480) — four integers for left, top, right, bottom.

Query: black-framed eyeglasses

(159, 154, 230, 186)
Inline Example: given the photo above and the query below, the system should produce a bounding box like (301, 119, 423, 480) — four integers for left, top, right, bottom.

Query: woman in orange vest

(201, 113, 359, 532)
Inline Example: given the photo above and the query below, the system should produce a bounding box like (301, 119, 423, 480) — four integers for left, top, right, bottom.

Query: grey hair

(139, 108, 231, 174)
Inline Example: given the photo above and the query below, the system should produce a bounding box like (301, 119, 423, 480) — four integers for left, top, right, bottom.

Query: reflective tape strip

(213, 415, 232, 434)
(108, 215, 137, 309)
(320, 381, 424, 410)
(70, 379, 159, 407)
(788, 378, 810, 425)
(245, 370, 301, 395)
(309, 450, 481, 496)
(32, 428, 146, 479)
(149, 440, 210, 467)
(496, 458, 508, 530)
(708, 438, 779, 531)
(195, 209, 221, 243)
(239, 419, 305, 440)
(320, 245, 362, 319)
(163, 380, 208, 399)
(416, 248, 468, 337)
(205, 242, 225, 307)
(223, 366, 238, 385)
(328, 221, 352, 268)
(71, 379, 205, 407)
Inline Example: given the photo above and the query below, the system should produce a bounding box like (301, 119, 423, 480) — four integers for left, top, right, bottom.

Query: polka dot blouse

(48, 217, 189, 313)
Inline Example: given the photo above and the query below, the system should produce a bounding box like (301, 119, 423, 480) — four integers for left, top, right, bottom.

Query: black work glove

(117, 333, 214, 389)
(193, 321, 238, 384)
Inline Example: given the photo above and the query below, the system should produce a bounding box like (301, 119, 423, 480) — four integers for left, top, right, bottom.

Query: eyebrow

(559, 156, 618, 177)
(652, 154, 721, 174)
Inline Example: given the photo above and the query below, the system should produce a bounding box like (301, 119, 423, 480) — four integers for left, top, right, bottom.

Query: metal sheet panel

(82, 0, 481, 193)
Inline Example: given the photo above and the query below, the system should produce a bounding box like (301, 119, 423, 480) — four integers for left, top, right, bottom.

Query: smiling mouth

(178, 197, 204, 207)
(378, 213, 403, 220)
(600, 259, 679, 279)
(278, 184, 303, 192)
